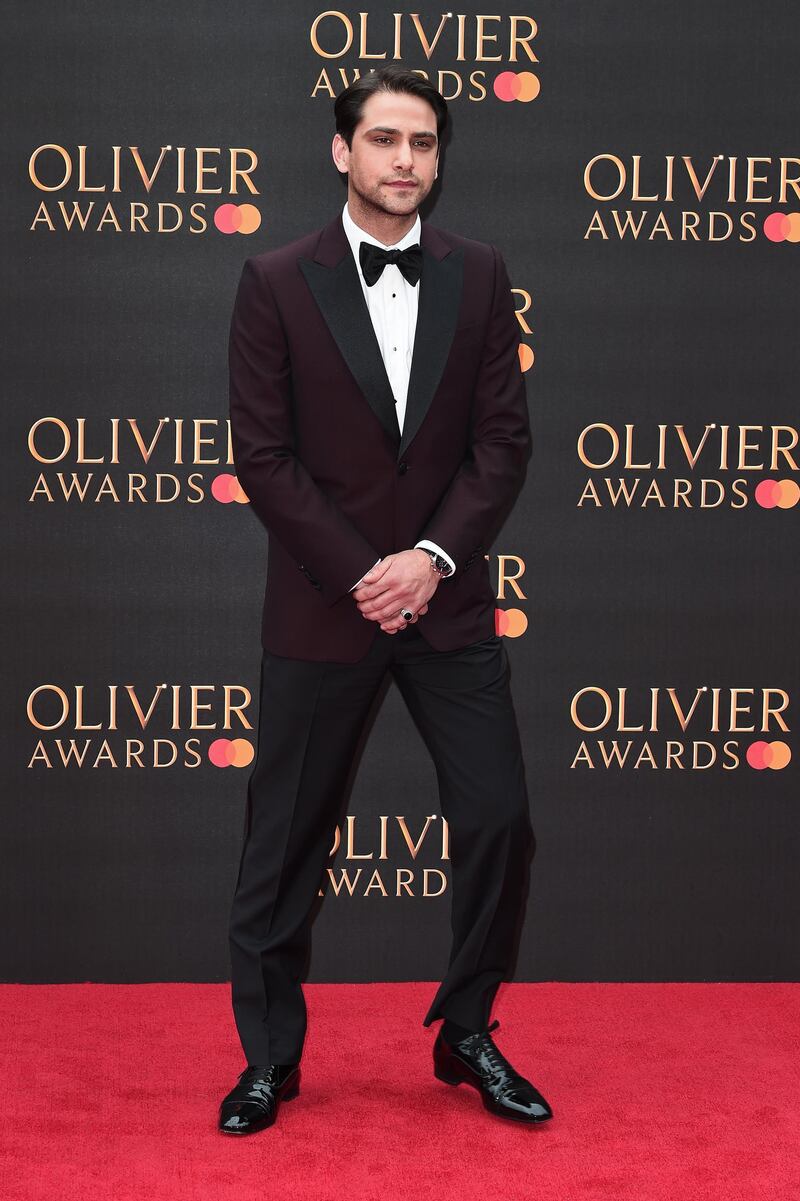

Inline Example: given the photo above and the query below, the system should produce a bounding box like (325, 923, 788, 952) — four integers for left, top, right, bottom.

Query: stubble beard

(349, 172, 431, 221)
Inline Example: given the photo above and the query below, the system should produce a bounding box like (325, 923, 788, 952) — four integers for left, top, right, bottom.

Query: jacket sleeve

(228, 256, 381, 608)
(416, 244, 532, 571)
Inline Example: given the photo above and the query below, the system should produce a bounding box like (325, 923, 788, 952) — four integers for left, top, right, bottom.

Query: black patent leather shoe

(433, 1019, 553, 1123)
(218, 1063, 301, 1134)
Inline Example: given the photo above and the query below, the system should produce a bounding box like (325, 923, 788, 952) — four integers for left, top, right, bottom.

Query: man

(219, 64, 552, 1134)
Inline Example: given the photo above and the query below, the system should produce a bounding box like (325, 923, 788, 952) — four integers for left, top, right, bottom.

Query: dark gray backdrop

(3, 1, 798, 984)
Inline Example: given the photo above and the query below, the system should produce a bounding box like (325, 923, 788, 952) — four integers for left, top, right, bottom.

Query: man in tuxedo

(219, 64, 552, 1134)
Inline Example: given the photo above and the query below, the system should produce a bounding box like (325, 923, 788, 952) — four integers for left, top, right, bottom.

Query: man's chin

(351, 184, 428, 218)
(377, 185, 423, 211)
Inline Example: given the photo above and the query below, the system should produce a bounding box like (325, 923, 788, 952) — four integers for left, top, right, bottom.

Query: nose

(393, 139, 414, 172)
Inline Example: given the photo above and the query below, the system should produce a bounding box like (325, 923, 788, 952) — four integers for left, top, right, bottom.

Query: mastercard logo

(763, 212, 800, 243)
(495, 607, 528, 638)
(746, 741, 791, 770)
(518, 344, 534, 372)
(214, 204, 262, 235)
(211, 473, 249, 504)
(208, 738, 255, 768)
(493, 71, 540, 103)
(754, 479, 799, 508)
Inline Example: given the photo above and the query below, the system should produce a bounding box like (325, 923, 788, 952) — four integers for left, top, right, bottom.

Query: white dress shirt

(341, 201, 456, 590)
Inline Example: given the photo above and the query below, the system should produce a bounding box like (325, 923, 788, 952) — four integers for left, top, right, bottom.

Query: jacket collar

(299, 208, 463, 460)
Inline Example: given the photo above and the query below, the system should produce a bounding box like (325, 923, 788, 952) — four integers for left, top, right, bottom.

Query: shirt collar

(342, 201, 421, 274)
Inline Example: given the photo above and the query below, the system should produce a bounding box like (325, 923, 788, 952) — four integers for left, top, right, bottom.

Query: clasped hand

(351, 548, 439, 634)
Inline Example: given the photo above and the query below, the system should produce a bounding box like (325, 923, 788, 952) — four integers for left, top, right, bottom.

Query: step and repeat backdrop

(3, 2, 797, 984)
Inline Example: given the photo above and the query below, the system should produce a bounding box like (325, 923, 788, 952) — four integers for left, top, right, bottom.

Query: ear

(331, 132, 349, 176)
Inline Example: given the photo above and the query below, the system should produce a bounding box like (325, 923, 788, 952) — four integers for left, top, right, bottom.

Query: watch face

(422, 548, 449, 574)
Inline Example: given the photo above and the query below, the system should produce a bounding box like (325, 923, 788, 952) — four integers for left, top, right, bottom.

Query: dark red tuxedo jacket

(228, 209, 532, 662)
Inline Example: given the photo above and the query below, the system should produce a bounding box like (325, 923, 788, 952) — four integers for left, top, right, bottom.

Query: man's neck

(345, 194, 418, 246)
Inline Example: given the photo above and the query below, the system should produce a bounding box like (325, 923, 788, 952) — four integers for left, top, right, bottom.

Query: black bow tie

(359, 241, 423, 288)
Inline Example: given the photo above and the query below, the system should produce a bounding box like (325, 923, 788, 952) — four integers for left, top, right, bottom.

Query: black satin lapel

(298, 255, 401, 447)
(398, 248, 464, 460)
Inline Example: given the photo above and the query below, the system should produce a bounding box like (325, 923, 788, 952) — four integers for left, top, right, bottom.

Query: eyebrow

(365, 125, 437, 140)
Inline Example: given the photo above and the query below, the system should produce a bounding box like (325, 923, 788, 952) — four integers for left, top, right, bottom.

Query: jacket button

(398, 460, 408, 475)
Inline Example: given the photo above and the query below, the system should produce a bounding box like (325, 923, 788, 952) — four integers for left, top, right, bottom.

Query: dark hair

(334, 64, 449, 149)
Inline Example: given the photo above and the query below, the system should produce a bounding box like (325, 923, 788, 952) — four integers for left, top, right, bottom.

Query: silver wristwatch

(419, 548, 451, 578)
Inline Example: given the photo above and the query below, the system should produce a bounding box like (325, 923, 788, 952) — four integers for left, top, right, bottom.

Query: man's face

(333, 89, 440, 216)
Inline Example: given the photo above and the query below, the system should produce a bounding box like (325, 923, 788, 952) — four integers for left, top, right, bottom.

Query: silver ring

(400, 608, 414, 621)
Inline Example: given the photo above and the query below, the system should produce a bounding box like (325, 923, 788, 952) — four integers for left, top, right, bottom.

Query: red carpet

(1, 982, 797, 1200)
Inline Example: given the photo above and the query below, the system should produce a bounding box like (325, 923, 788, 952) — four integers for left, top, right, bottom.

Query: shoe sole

(434, 1064, 552, 1124)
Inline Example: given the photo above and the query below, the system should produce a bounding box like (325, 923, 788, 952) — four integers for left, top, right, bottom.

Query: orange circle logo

(493, 71, 541, 103)
(208, 738, 255, 768)
(754, 478, 799, 508)
(211, 473, 249, 504)
(763, 212, 800, 242)
(214, 204, 262, 235)
(495, 608, 528, 637)
(746, 741, 791, 770)
(518, 344, 534, 372)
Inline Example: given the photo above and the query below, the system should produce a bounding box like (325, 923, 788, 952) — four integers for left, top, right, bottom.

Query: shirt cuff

(350, 557, 382, 591)
(414, 540, 456, 576)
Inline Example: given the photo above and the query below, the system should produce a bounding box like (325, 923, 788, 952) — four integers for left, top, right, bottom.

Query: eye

(372, 136, 434, 149)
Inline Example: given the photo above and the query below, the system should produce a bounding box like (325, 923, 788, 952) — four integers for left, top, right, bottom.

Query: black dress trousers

(227, 623, 534, 1067)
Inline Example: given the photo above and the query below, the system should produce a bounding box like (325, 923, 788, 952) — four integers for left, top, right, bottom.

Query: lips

(385, 181, 417, 187)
